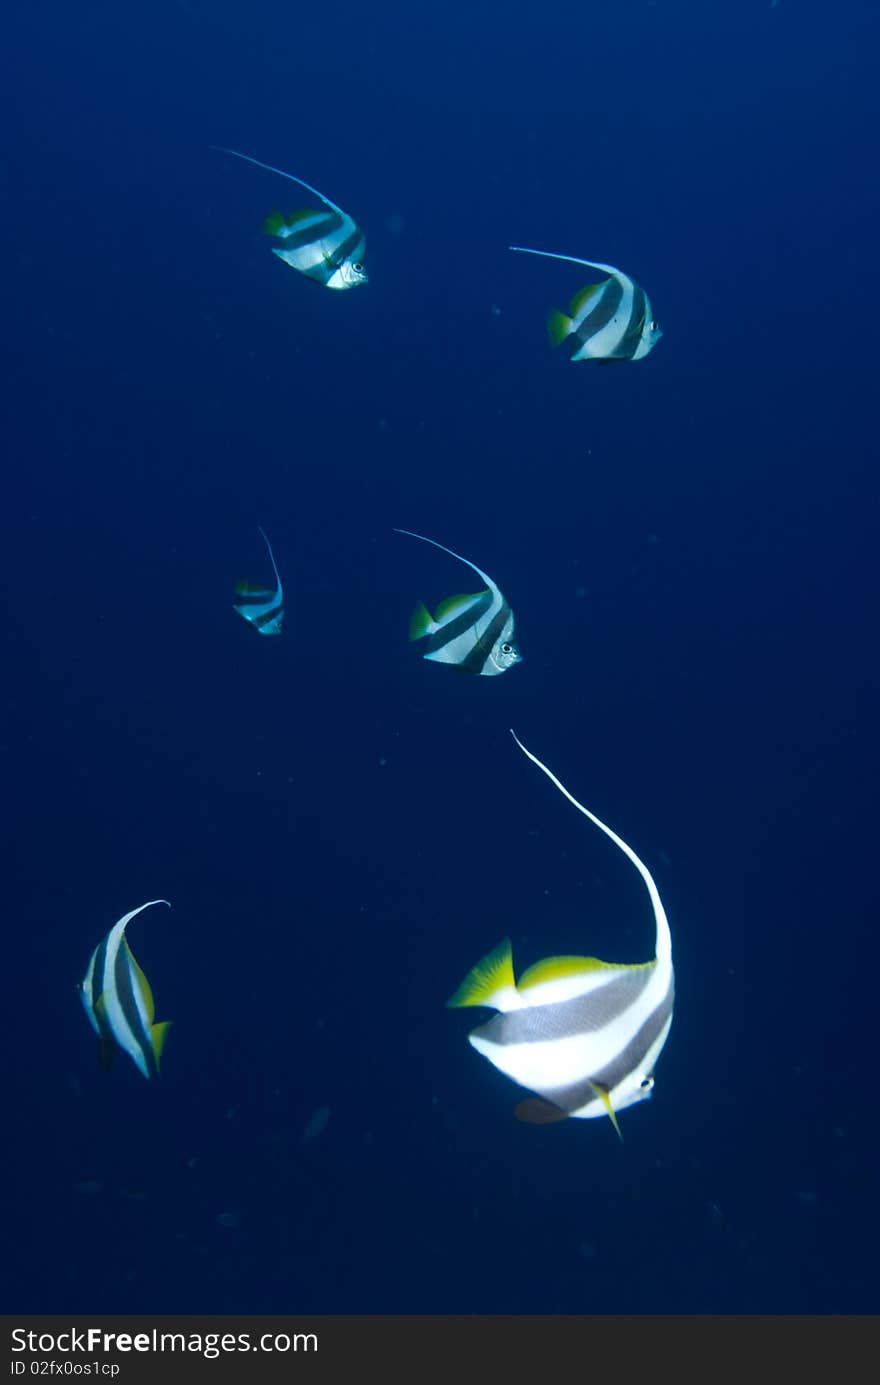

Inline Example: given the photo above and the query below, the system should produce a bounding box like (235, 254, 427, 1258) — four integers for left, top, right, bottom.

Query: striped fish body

(447, 733, 674, 1135)
(510, 245, 662, 362)
(395, 529, 521, 677)
(80, 900, 172, 1079)
(266, 208, 367, 291)
(464, 947, 674, 1123)
(233, 526, 284, 635)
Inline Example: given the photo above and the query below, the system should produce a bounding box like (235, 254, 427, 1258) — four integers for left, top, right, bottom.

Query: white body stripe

(470, 959, 667, 1090)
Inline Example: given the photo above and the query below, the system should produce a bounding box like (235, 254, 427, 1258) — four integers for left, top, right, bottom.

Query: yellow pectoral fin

(590, 1082, 623, 1142)
(151, 1021, 172, 1071)
(446, 937, 516, 1009)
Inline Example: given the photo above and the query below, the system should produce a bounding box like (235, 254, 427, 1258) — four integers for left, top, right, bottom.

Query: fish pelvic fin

(590, 1082, 624, 1141)
(547, 308, 574, 348)
(446, 937, 517, 1010)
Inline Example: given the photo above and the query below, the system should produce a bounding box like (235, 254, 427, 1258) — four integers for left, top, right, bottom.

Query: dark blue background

(2, 0, 878, 1313)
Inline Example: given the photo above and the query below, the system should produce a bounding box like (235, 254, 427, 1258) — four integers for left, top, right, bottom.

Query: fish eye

(640, 1076, 654, 1090)
(650, 320, 658, 331)
(501, 643, 513, 654)
(353, 263, 364, 273)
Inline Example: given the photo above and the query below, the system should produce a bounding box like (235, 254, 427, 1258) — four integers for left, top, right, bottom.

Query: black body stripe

(112, 940, 154, 1075)
(251, 603, 283, 628)
(274, 210, 342, 250)
(457, 602, 512, 675)
(472, 966, 656, 1046)
(574, 278, 624, 343)
(541, 979, 675, 1113)
(423, 591, 493, 657)
(328, 226, 364, 268)
(605, 285, 648, 360)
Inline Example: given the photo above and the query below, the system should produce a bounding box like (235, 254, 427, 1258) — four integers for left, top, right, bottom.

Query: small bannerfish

(394, 528, 521, 677)
(212, 146, 367, 290)
(509, 244, 661, 362)
(233, 526, 284, 635)
(447, 731, 674, 1137)
(80, 900, 172, 1079)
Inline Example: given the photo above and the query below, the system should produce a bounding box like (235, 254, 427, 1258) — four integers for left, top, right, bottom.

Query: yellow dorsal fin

(517, 954, 652, 993)
(446, 937, 515, 1009)
(590, 1081, 623, 1141)
(285, 207, 321, 225)
(151, 1021, 172, 1071)
(569, 282, 604, 316)
(434, 591, 482, 622)
(517, 955, 616, 992)
(235, 580, 273, 595)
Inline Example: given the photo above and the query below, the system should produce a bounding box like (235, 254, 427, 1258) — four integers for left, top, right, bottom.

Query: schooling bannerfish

(447, 731, 674, 1137)
(80, 900, 172, 1079)
(394, 528, 521, 677)
(212, 146, 368, 290)
(233, 527, 284, 635)
(510, 244, 661, 362)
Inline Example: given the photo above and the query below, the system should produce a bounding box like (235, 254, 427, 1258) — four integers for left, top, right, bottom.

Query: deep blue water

(3, 0, 878, 1314)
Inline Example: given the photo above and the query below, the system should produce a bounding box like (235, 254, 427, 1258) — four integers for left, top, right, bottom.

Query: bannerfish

(394, 528, 521, 676)
(233, 526, 284, 635)
(80, 900, 172, 1079)
(212, 145, 368, 290)
(447, 731, 674, 1137)
(509, 244, 661, 362)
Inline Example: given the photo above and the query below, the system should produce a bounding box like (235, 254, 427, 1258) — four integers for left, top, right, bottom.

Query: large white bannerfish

(447, 732, 674, 1138)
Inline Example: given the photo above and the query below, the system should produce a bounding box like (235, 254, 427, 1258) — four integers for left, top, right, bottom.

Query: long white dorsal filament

(509, 730, 671, 965)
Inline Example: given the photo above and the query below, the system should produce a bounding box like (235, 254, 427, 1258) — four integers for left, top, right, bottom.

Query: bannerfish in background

(80, 900, 172, 1079)
(394, 528, 521, 676)
(233, 526, 284, 635)
(509, 244, 661, 362)
(212, 146, 368, 290)
(447, 731, 674, 1137)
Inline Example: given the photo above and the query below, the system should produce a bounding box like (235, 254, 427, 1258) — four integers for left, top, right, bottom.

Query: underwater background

(3, 0, 878, 1315)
